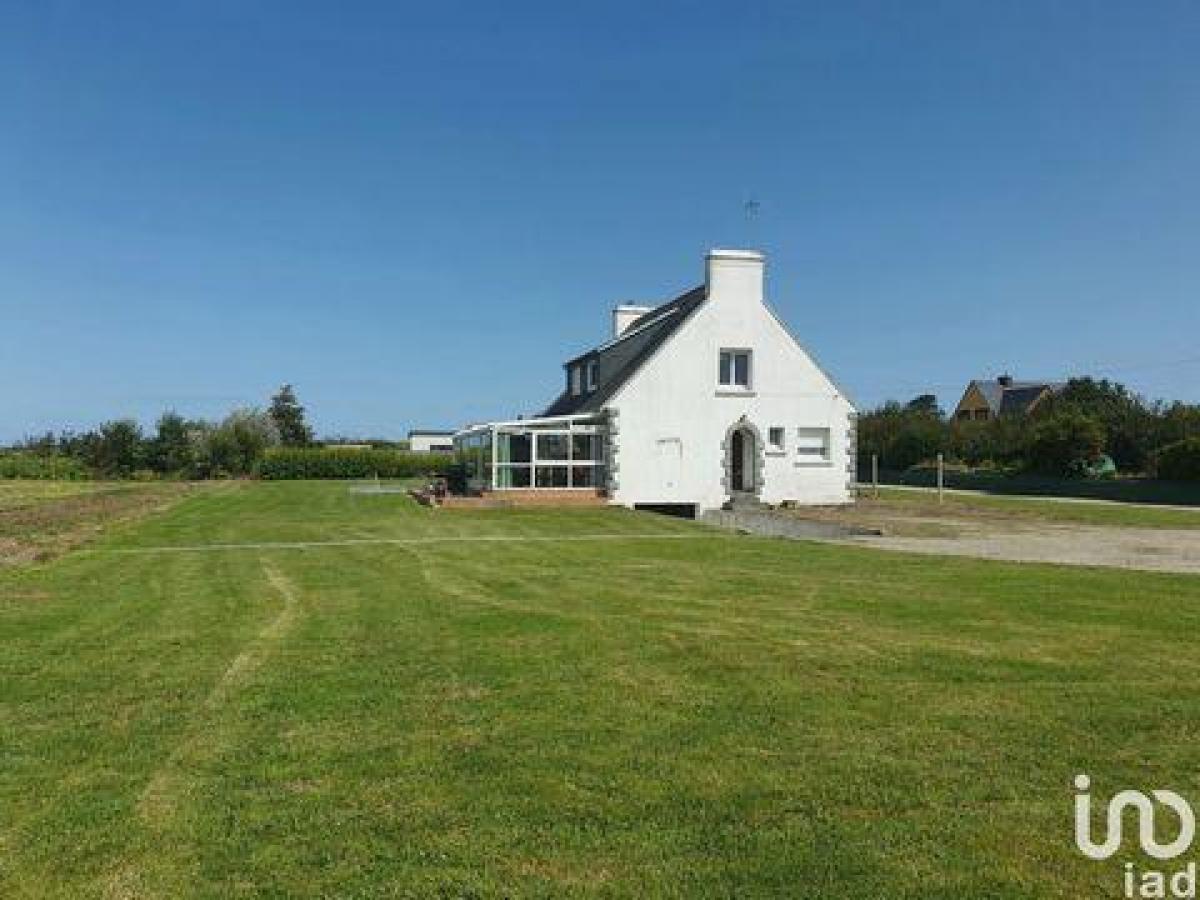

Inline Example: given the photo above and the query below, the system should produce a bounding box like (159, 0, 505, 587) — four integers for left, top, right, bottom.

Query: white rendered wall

(605, 250, 854, 512)
(612, 305, 654, 338)
(409, 434, 455, 454)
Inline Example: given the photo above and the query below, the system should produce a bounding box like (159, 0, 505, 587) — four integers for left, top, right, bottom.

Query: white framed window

(718, 349, 752, 389)
(570, 365, 582, 396)
(768, 427, 785, 452)
(795, 427, 831, 464)
(585, 359, 597, 391)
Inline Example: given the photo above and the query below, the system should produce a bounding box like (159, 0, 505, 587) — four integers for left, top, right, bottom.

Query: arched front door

(730, 427, 754, 493)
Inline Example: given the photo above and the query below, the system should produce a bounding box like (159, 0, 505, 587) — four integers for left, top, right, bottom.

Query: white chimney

(705, 248, 765, 307)
(612, 304, 654, 338)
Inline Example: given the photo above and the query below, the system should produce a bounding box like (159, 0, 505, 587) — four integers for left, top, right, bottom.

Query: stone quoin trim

(846, 411, 858, 491)
(719, 416, 766, 497)
(604, 409, 620, 494)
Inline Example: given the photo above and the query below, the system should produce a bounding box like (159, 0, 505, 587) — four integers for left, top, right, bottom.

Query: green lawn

(3, 481, 1199, 898)
(871, 486, 1200, 529)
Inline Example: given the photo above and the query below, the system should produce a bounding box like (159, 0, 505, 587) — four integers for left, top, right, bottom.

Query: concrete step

(726, 494, 767, 512)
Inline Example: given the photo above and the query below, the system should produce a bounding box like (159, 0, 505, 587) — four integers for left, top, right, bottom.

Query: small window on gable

(718, 349, 751, 389)
(796, 427, 831, 463)
(585, 360, 597, 391)
(570, 366, 582, 396)
(768, 427, 785, 451)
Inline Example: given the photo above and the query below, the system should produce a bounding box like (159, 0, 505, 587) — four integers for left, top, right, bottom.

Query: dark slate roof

(968, 379, 1066, 416)
(973, 380, 1004, 414)
(998, 385, 1049, 415)
(542, 285, 706, 417)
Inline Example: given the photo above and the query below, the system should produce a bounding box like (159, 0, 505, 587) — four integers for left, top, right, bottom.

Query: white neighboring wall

(409, 432, 456, 454)
(605, 250, 854, 512)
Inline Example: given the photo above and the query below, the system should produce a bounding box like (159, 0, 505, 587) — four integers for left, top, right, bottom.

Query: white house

(455, 249, 855, 514)
(408, 429, 456, 454)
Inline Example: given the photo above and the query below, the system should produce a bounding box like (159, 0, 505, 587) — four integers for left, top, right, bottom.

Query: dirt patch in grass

(0, 586, 53, 606)
(784, 496, 1200, 574)
(0, 482, 224, 567)
(0, 481, 102, 512)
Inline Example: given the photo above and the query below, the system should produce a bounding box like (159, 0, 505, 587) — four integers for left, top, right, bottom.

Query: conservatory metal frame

(453, 413, 608, 492)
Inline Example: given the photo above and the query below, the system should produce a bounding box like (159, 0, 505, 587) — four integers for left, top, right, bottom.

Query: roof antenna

(743, 198, 760, 248)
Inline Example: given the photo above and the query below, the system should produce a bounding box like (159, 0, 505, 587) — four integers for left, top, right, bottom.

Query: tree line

(857, 378, 1200, 481)
(9, 385, 316, 479)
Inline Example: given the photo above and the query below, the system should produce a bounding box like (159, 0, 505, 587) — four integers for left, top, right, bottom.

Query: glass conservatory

(454, 413, 607, 493)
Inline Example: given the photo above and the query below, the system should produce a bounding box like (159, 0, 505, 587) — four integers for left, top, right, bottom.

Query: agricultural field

(2, 481, 1199, 898)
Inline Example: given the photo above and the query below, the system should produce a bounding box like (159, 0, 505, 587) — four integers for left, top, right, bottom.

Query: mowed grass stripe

(91, 482, 705, 553)
(2, 481, 1199, 898)
(99, 531, 727, 554)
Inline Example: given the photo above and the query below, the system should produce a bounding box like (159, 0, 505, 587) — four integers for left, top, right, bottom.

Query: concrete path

(702, 508, 876, 541)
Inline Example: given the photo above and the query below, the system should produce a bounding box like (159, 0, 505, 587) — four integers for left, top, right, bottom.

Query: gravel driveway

(841, 521, 1200, 574)
(771, 493, 1200, 574)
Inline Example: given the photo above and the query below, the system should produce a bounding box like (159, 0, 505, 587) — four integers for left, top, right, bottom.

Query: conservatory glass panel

(535, 466, 569, 488)
(536, 434, 569, 461)
(571, 433, 601, 461)
(497, 432, 531, 464)
(497, 465, 531, 488)
(571, 466, 603, 488)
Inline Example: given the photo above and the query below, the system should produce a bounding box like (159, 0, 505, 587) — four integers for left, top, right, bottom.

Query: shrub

(148, 411, 198, 475)
(1033, 377, 1157, 472)
(87, 419, 145, 477)
(1025, 412, 1105, 477)
(886, 423, 944, 471)
(0, 452, 89, 480)
(258, 447, 457, 480)
(855, 400, 948, 475)
(1152, 438, 1200, 482)
(1156, 403, 1200, 449)
(193, 409, 279, 477)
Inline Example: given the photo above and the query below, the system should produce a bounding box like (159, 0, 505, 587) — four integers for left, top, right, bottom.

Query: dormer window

(570, 365, 582, 396)
(585, 360, 597, 391)
(718, 349, 752, 390)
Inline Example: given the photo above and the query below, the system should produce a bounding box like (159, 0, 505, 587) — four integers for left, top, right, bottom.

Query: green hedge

(1153, 438, 1200, 482)
(258, 447, 457, 480)
(0, 453, 90, 480)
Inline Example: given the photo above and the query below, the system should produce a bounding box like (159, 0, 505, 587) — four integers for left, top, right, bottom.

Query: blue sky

(3, 1, 1198, 442)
